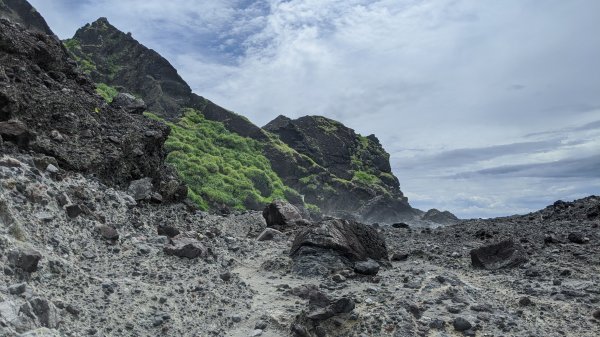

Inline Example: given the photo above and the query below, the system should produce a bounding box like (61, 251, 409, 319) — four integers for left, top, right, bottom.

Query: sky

(29, 0, 600, 218)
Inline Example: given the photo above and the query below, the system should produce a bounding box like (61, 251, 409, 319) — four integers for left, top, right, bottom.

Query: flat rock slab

(470, 239, 527, 270)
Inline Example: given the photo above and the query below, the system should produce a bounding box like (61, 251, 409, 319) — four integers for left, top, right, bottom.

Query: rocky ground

(1, 152, 599, 337)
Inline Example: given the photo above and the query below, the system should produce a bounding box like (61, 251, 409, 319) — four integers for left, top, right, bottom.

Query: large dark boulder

(470, 239, 528, 270)
(262, 200, 303, 229)
(291, 219, 388, 263)
(110, 93, 147, 114)
(163, 237, 207, 259)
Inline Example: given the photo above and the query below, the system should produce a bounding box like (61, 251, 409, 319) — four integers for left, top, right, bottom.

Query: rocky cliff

(0, 15, 184, 201)
(0, 0, 52, 35)
(63, 17, 418, 223)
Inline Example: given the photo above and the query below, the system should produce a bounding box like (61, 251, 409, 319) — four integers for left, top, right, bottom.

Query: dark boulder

(0, 120, 35, 147)
(568, 232, 588, 244)
(7, 247, 42, 272)
(262, 200, 303, 229)
(110, 93, 147, 114)
(470, 239, 528, 270)
(290, 218, 388, 272)
(354, 259, 380, 275)
(163, 237, 206, 259)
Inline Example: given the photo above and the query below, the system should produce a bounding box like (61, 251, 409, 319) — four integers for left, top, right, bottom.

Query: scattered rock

(262, 200, 303, 229)
(391, 222, 410, 229)
(453, 317, 472, 331)
(7, 248, 42, 272)
(99, 225, 119, 241)
(519, 296, 533, 306)
(354, 259, 380, 275)
(257, 228, 283, 241)
(0, 120, 35, 147)
(568, 232, 589, 244)
(470, 239, 528, 270)
(163, 237, 207, 259)
(110, 93, 147, 114)
(390, 252, 409, 261)
(157, 225, 180, 238)
(65, 204, 83, 218)
(128, 178, 154, 201)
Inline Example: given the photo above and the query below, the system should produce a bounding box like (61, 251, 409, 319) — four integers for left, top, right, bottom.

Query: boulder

(470, 239, 527, 270)
(257, 228, 283, 241)
(163, 237, 206, 259)
(128, 178, 153, 201)
(354, 259, 380, 275)
(110, 93, 147, 114)
(0, 120, 34, 147)
(7, 248, 42, 272)
(28, 298, 60, 328)
(291, 218, 388, 265)
(262, 200, 302, 229)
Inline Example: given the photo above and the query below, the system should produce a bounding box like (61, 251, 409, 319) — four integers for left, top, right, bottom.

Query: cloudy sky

(29, 0, 600, 218)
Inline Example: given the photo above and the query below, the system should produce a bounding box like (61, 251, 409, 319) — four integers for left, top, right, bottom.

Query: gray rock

(8, 283, 27, 295)
(65, 204, 83, 218)
(99, 225, 119, 240)
(128, 178, 154, 201)
(28, 298, 59, 328)
(453, 317, 472, 331)
(7, 248, 42, 272)
(163, 237, 207, 259)
(331, 298, 355, 314)
(18, 328, 62, 337)
(110, 93, 147, 114)
(262, 200, 303, 229)
(257, 228, 283, 241)
(568, 232, 588, 244)
(470, 239, 528, 270)
(354, 259, 380, 275)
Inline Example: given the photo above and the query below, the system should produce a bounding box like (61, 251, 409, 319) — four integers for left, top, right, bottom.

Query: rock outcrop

(0, 0, 53, 35)
(0, 18, 185, 200)
(470, 239, 528, 270)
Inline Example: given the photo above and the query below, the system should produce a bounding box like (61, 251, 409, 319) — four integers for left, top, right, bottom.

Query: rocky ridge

(63, 16, 433, 224)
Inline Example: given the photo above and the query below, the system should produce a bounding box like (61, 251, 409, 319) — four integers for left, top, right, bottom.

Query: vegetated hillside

(63, 17, 420, 223)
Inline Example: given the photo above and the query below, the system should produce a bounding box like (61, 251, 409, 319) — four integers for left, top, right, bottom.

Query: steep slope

(64, 17, 418, 222)
(0, 0, 53, 35)
(0, 17, 185, 200)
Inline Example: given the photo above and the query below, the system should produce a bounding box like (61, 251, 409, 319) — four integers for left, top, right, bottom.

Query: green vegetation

(352, 170, 381, 185)
(315, 116, 340, 133)
(146, 109, 300, 211)
(95, 83, 119, 103)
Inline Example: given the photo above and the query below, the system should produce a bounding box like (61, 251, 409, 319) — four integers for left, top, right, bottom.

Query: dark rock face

(0, 0, 54, 35)
(264, 115, 415, 223)
(0, 120, 35, 147)
(470, 239, 528, 270)
(0, 19, 185, 199)
(262, 200, 303, 230)
(290, 219, 388, 272)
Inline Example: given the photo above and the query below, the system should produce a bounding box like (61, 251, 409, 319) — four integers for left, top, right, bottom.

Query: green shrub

(146, 109, 299, 211)
(352, 170, 381, 185)
(96, 83, 118, 103)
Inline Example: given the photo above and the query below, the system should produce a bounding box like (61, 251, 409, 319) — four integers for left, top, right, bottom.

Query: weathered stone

(29, 297, 60, 328)
(331, 298, 355, 314)
(163, 237, 206, 259)
(128, 178, 153, 201)
(0, 120, 34, 147)
(568, 232, 588, 244)
(354, 259, 380, 275)
(7, 248, 42, 272)
(470, 239, 528, 270)
(110, 93, 147, 114)
(65, 204, 83, 218)
(99, 225, 119, 240)
(257, 228, 283, 241)
(262, 200, 302, 229)
(157, 225, 180, 238)
(453, 317, 472, 331)
(390, 252, 409, 261)
(291, 218, 388, 262)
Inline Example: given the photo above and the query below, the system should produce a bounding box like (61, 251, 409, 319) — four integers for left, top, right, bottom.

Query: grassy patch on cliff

(146, 109, 298, 211)
(95, 83, 118, 103)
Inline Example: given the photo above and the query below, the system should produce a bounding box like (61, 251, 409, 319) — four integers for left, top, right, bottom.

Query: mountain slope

(0, 0, 53, 35)
(62, 17, 419, 222)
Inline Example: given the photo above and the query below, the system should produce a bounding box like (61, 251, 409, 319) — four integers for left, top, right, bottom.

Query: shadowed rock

(163, 237, 206, 259)
(111, 93, 147, 114)
(262, 200, 303, 230)
(470, 239, 527, 270)
(8, 248, 42, 272)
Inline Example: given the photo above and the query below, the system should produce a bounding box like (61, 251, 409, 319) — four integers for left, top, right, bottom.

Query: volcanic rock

(163, 237, 206, 259)
(262, 200, 303, 229)
(7, 248, 42, 272)
(470, 239, 528, 270)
